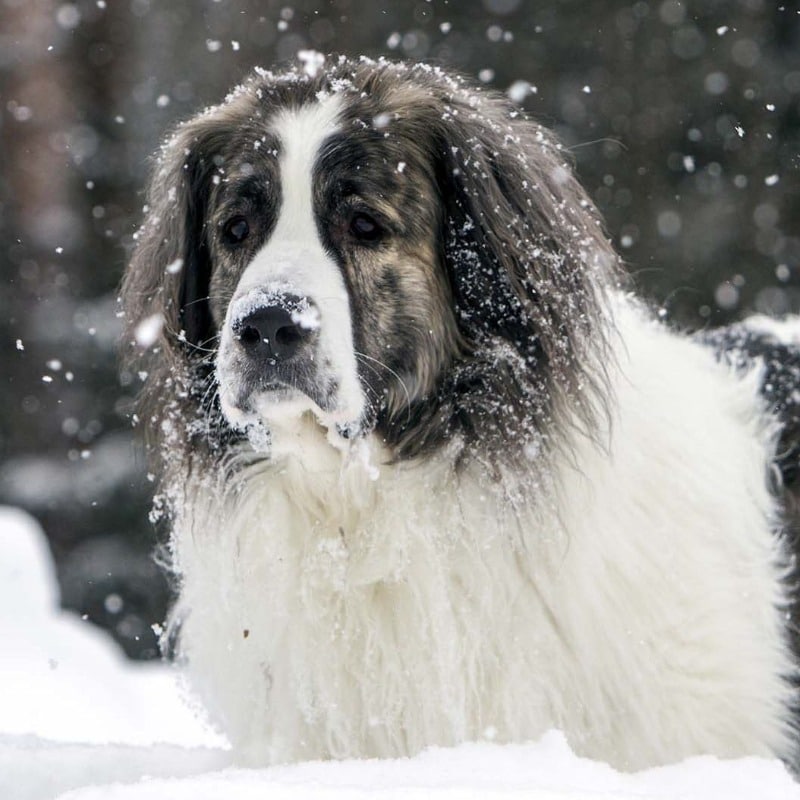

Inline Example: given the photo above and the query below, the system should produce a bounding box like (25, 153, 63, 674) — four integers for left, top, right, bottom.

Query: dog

(121, 56, 800, 770)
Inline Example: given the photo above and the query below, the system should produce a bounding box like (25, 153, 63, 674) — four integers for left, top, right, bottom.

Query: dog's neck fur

(171, 429, 558, 762)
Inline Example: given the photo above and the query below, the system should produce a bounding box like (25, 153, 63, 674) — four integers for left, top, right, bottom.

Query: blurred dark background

(1, 0, 798, 659)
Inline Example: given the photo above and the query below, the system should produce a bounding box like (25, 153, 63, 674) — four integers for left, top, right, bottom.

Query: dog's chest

(175, 440, 568, 757)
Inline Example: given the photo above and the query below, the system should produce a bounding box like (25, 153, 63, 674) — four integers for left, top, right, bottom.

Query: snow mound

(7, 733, 798, 800)
(0, 506, 223, 749)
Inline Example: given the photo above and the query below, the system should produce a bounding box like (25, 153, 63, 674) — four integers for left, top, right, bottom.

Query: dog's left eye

(222, 216, 250, 245)
(349, 212, 383, 242)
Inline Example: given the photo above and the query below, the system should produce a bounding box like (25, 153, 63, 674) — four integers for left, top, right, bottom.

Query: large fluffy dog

(122, 57, 800, 770)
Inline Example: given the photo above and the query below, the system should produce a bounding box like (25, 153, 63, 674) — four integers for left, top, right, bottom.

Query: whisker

(355, 351, 412, 426)
(158, 317, 220, 355)
(181, 295, 212, 309)
(186, 340, 220, 355)
(566, 137, 626, 152)
(200, 372, 221, 410)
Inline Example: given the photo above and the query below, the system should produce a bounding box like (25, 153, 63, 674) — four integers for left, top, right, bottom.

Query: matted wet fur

(121, 57, 799, 771)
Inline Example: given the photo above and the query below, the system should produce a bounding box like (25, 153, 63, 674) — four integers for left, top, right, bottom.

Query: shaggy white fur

(172, 299, 795, 770)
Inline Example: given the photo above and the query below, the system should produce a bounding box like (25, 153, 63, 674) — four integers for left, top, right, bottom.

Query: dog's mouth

(235, 380, 334, 419)
(219, 366, 340, 427)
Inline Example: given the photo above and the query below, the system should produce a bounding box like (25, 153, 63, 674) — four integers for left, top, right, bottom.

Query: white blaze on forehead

(272, 97, 341, 242)
(235, 94, 342, 294)
(220, 93, 366, 431)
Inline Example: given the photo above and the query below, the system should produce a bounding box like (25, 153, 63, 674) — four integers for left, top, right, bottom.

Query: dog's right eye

(349, 212, 383, 243)
(222, 216, 250, 245)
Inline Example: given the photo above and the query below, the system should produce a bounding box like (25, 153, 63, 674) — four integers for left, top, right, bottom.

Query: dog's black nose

(234, 303, 313, 361)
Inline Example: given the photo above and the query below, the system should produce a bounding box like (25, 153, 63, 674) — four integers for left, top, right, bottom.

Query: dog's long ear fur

(427, 79, 620, 434)
(120, 114, 233, 462)
(121, 121, 218, 359)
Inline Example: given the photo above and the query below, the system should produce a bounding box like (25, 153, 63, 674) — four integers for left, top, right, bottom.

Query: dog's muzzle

(221, 289, 326, 409)
(217, 282, 365, 438)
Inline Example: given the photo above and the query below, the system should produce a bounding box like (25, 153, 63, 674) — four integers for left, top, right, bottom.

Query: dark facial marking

(206, 142, 283, 326)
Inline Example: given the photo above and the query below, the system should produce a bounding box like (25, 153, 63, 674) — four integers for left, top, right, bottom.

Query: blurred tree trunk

(0, 0, 167, 659)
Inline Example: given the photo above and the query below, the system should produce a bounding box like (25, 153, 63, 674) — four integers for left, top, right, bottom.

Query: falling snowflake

(134, 314, 163, 348)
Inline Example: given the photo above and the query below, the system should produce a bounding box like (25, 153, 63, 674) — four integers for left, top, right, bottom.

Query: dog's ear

(430, 87, 619, 381)
(121, 119, 219, 367)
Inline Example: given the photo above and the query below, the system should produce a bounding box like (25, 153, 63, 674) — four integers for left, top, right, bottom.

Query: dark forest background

(1, 0, 798, 659)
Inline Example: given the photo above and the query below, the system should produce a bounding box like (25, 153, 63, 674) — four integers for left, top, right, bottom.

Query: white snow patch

(0, 507, 223, 749)
(297, 49, 325, 78)
(227, 284, 304, 330)
(290, 304, 320, 331)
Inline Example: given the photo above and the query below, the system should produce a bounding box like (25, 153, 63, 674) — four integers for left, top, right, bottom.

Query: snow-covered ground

(1, 506, 798, 799)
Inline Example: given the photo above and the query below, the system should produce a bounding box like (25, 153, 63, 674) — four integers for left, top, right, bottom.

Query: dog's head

(123, 58, 618, 463)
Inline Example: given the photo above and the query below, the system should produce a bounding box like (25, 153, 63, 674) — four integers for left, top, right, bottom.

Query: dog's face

(124, 60, 617, 462)
(207, 94, 459, 439)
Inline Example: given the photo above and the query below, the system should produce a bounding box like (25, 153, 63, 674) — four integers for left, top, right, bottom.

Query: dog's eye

(349, 212, 382, 242)
(222, 216, 250, 245)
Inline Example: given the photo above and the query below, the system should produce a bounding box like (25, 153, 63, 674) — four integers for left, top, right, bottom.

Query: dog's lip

(256, 381, 336, 414)
(236, 382, 363, 435)
(260, 381, 293, 393)
(243, 383, 305, 406)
